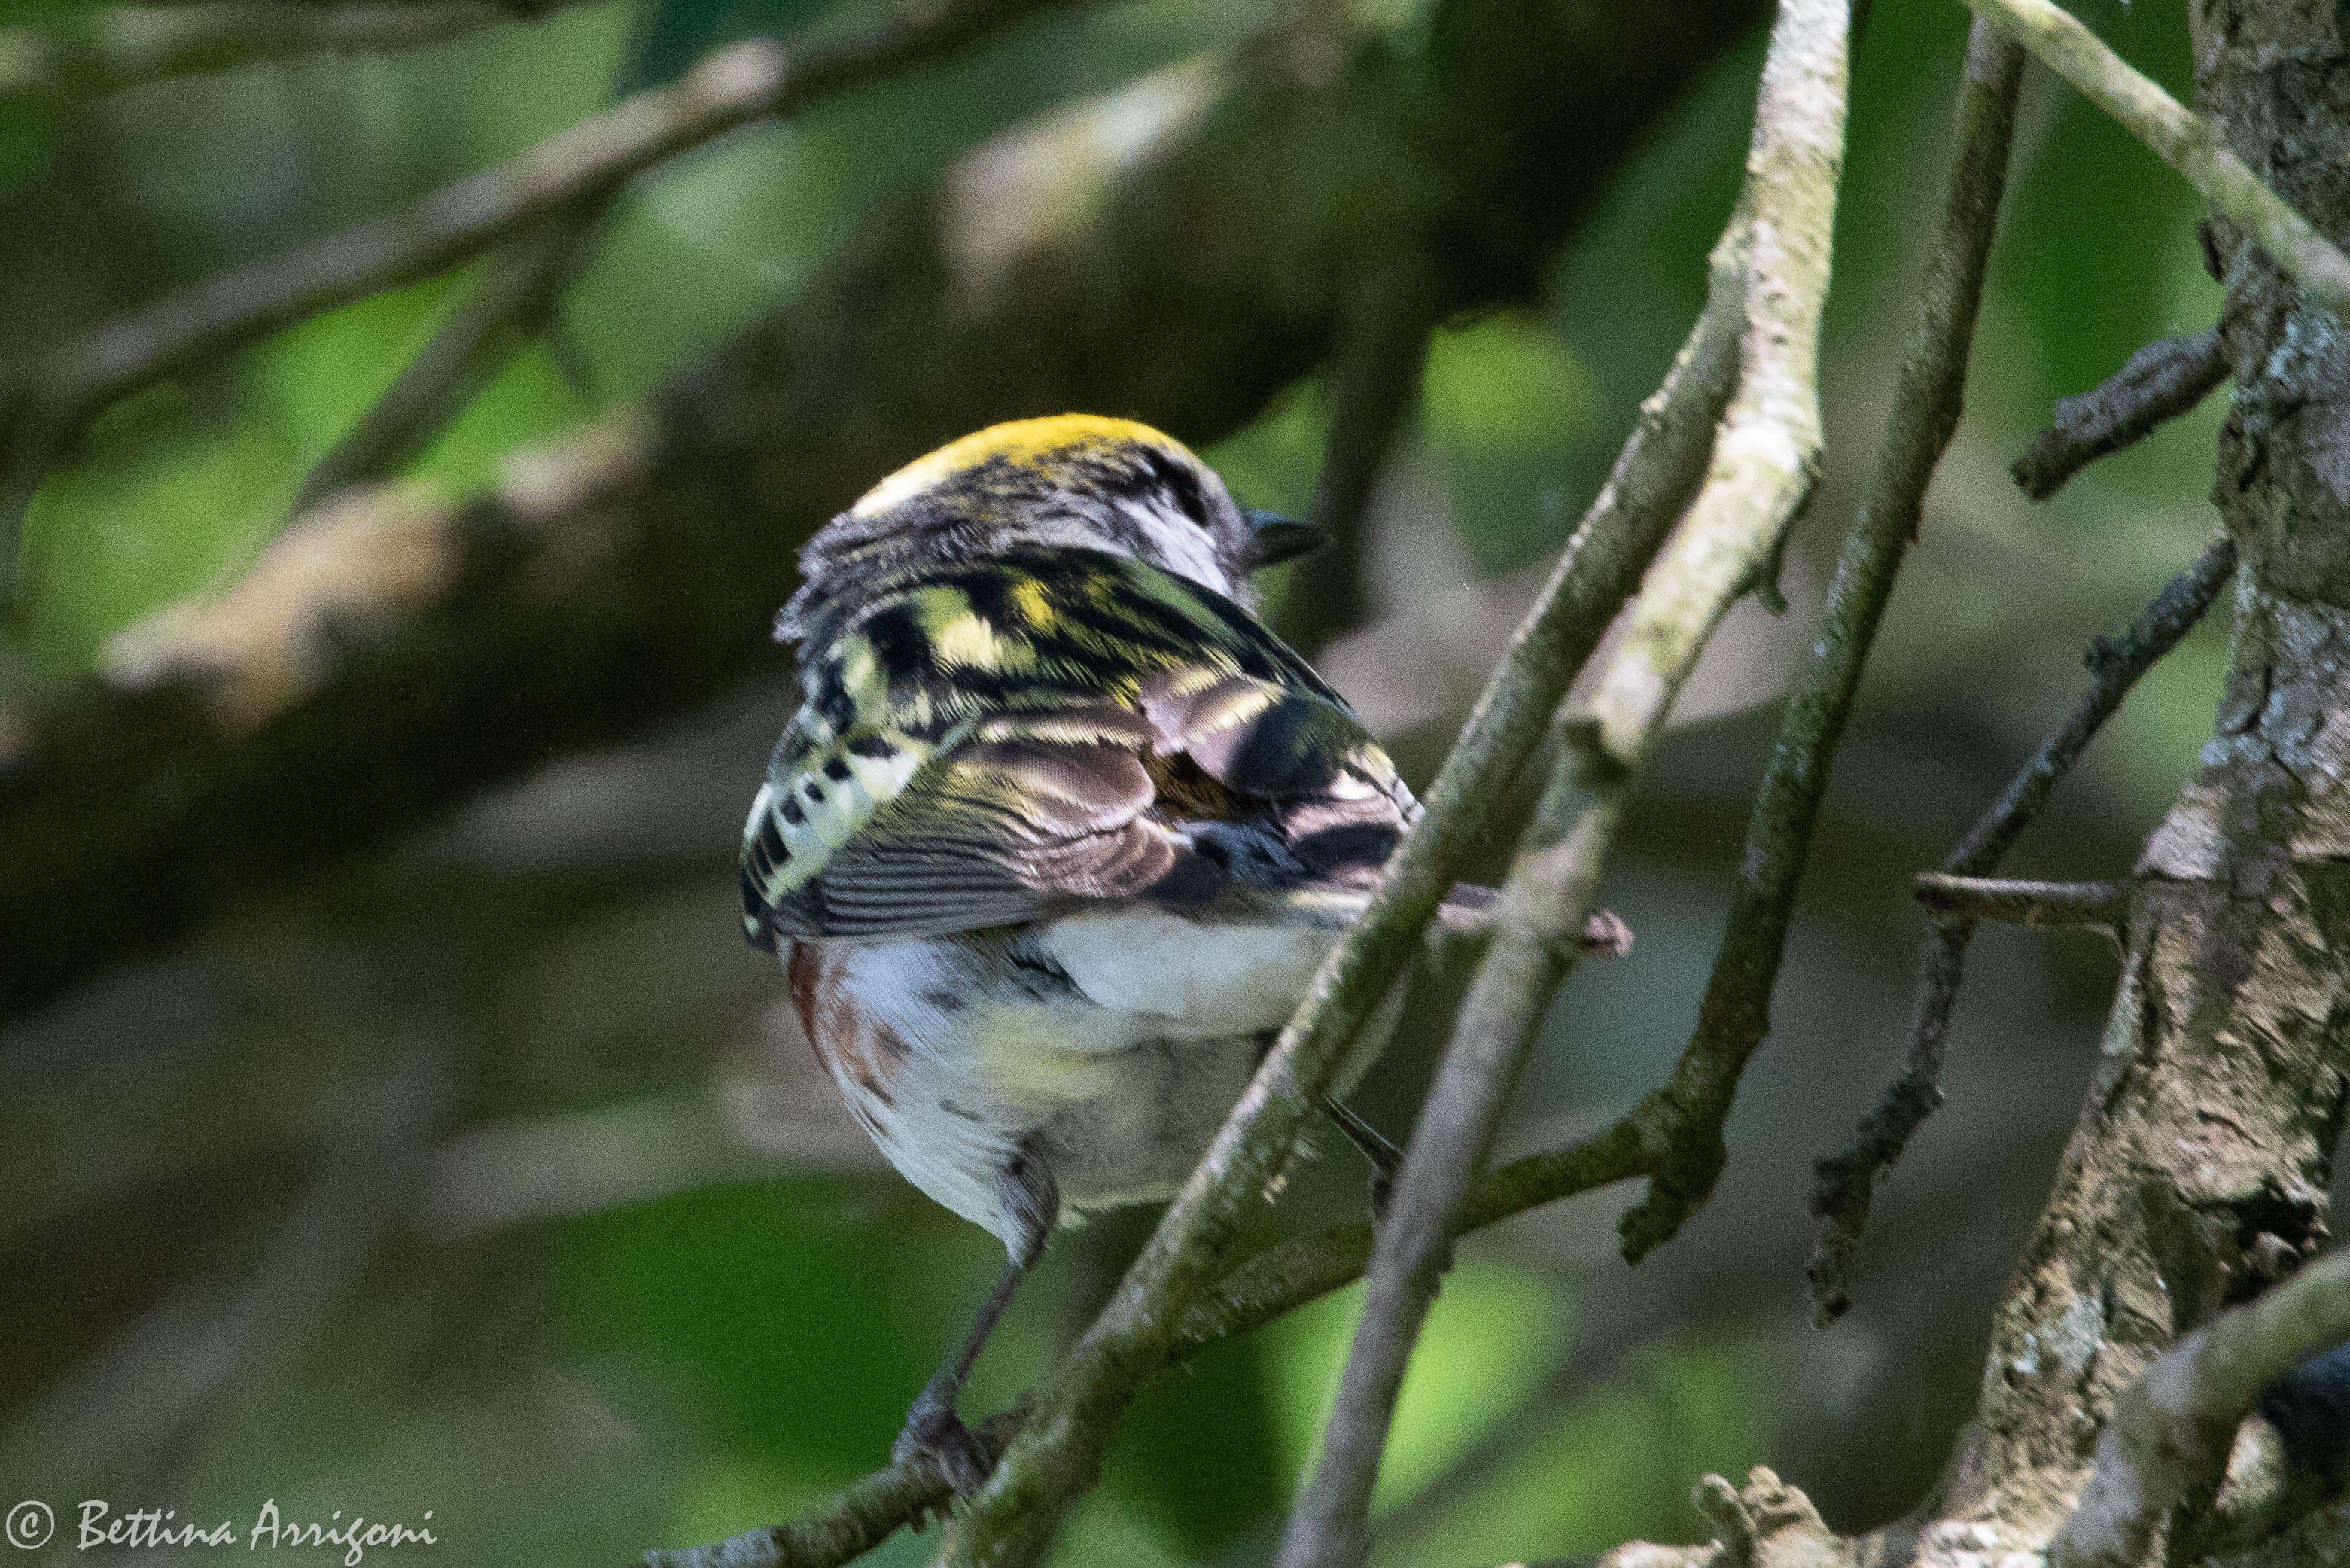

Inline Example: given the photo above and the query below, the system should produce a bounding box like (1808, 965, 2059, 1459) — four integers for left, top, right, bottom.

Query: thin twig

(1612, 17, 2023, 1267)
(0, 0, 1077, 569)
(1912, 872, 2126, 930)
(1282, 254, 1442, 653)
(94, 0, 557, 10)
(643, 1411, 1025, 1568)
(942, 183, 1755, 1568)
(1807, 530, 2239, 1323)
(1277, 4, 1849, 1559)
(2054, 1251, 2350, 1568)
(647, 1122, 1654, 1568)
(291, 207, 600, 511)
(0, 0, 548, 116)
(2011, 328, 2231, 500)
(1962, 0, 2350, 322)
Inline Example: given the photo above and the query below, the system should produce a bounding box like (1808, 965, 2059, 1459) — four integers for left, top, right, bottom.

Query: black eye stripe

(1146, 448, 1209, 523)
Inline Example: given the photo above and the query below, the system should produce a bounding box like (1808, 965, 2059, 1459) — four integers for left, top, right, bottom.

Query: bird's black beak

(1243, 509, 1324, 569)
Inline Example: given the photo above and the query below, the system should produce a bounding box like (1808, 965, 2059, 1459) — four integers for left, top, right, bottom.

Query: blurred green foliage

(0, 0, 2253, 1560)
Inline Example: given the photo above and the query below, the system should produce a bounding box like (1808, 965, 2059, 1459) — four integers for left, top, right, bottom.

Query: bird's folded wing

(742, 550, 1417, 944)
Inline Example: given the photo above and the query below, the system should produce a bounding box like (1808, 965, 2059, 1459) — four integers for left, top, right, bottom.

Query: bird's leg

(893, 1145, 1058, 1498)
(1325, 1097, 1456, 1274)
(1325, 1096, 1403, 1220)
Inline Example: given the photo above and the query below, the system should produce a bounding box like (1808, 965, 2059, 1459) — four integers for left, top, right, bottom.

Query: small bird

(741, 415, 1444, 1490)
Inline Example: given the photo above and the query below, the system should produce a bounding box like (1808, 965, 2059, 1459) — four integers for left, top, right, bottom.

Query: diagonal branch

(1807, 529, 2239, 1323)
(0, 0, 552, 116)
(0, 0, 1083, 565)
(939, 149, 1759, 1568)
(1274, 5, 1849, 1562)
(2055, 1251, 2350, 1568)
(2010, 327, 2231, 501)
(1613, 16, 2023, 1267)
(644, 1122, 1654, 1568)
(290, 206, 601, 512)
(1962, 0, 2350, 322)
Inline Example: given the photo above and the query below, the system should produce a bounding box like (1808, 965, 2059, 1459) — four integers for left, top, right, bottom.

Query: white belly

(805, 911, 1356, 1250)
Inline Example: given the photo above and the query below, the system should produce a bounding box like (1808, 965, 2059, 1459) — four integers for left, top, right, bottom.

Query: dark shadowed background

(0, 0, 2249, 1561)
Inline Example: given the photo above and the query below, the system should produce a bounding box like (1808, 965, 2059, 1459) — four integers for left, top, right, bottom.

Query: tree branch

(939, 136, 1760, 1568)
(0, 0, 549, 117)
(1912, 872, 2127, 930)
(2010, 328, 2232, 500)
(290, 206, 601, 512)
(0, 0, 1083, 565)
(1612, 16, 2023, 1266)
(1807, 529, 2239, 1323)
(2055, 1252, 2350, 1568)
(642, 1411, 1026, 1568)
(1274, 1, 1850, 1557)
(1962, 0, 2350, 323)
(644, 1122, 1654, 1568)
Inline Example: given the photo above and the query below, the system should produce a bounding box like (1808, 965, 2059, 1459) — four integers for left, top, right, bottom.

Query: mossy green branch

(1964, 0, 2350, 321)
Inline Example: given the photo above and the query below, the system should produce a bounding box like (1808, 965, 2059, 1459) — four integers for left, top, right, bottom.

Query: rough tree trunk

(1928, 0, 2350, 1542)
(1607, 10, 2350, 1568)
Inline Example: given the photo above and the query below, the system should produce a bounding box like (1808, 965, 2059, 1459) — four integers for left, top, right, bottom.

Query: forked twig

(1276, 5, 1851, 1560)
(1807, 531, 2239, 1323)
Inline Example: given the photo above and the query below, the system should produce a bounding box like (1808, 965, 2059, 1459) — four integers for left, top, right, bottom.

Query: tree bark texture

(1910, 0, 2350, 1550)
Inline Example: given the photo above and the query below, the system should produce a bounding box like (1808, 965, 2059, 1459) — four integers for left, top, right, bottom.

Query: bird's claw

(893, 1400, 993, 1499)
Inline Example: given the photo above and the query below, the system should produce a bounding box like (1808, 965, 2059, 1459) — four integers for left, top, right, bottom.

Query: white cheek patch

(1113, 497, 1232, 594)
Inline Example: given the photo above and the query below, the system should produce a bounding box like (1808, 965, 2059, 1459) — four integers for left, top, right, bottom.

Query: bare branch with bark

(1964, 0, 2350, 321)
(1807, 530, 2237, 1323)
(1276, 2, 1851, 1558)
(1911, 872, 2127, 930)
(2011, 327, 2231, 499)
(2057, 1252, 2350, 1568)
(1611, 16, 2023, 1266)
(647, 1119, 1662, 1568)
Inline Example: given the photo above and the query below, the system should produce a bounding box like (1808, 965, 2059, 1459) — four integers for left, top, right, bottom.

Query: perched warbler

(741, 414, 1442, 1488)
